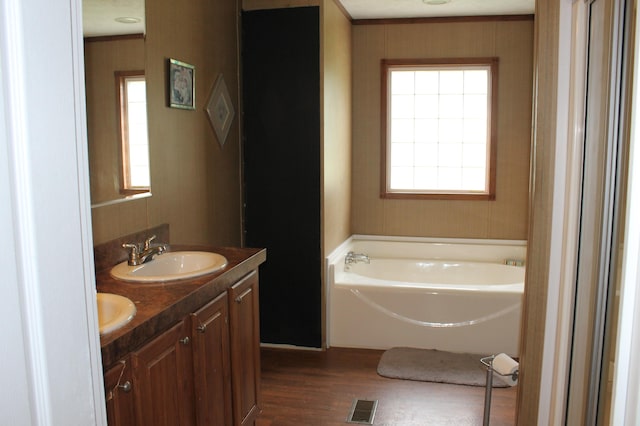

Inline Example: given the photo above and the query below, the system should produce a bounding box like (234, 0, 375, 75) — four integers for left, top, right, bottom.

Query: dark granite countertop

(97, 245, 266, 369)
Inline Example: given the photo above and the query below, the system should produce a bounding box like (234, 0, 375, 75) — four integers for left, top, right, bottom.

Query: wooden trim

(353, 14, 534, 26)
(84, 33, 144, 43)
(242, 0, 319, 12)
(516, 0, 559, 423)
(382, 192, 495, 201)
(115, 71, 129, 191)
(488, 56, 499, 199)
(379, 57, 499, 201)
(380, 59, 389, 200)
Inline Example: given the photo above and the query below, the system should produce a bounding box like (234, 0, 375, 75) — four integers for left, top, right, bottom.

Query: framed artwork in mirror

(206, 74, 235, 147)
(168, 58, 195, 110)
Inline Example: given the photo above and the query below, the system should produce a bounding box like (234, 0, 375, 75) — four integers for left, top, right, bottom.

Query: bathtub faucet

(345, 251, 370, 268)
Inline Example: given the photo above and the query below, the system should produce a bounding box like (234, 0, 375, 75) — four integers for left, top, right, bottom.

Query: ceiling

(83, 0, 145, 37)
(83, 0, 535, 37)
(341, 0, 534, 20)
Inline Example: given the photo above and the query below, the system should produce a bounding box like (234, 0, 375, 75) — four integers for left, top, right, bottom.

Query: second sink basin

(110, 251, 228, 283)
(97, 293, 136, 335)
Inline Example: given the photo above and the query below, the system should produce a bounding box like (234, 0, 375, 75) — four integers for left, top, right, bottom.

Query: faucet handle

(144, 235, 156, 250)
(122, 243, 141, 266)
(122, 243, 139, 254)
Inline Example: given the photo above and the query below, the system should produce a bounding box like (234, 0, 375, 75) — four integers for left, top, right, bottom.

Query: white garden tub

(327, 236, 526, 356)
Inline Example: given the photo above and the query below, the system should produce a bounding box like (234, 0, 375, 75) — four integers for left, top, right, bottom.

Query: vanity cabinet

(228, 272, 261, 426)
(191, 292, 233, 426)
(104, 358, 135, 426)
(131, 320, 195, 425)
(102, 270, 262, 426)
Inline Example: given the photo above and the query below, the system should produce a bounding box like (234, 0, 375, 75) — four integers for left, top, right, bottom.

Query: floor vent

(347, 399, 378, 424)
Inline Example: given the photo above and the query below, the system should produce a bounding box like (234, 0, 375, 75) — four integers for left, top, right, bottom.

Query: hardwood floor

(256, 347, 516, 426)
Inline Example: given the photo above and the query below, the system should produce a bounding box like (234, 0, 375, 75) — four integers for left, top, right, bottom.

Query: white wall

(0, 0, 105, 424)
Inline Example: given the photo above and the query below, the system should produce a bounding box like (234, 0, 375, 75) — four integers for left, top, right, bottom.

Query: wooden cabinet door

(191, 292, 233, 426)
(104, 358, 136, 426)
(228, 271, 261, 426)
(131, 320, 195, 426)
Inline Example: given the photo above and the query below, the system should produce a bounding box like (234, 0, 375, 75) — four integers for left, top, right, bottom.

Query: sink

(110, 251, 228, 283)
(97, 293, 136, 335)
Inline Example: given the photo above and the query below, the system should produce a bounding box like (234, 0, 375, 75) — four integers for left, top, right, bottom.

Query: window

(381, 58, 498, 200)
(116, 71, 150, 195)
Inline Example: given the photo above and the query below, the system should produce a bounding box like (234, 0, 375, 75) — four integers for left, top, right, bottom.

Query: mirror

(83, 0, 150, 207)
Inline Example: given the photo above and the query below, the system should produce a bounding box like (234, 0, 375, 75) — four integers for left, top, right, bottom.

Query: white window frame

(381, 58, 499, 200)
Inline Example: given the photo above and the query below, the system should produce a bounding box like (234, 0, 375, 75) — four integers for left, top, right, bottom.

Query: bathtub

(327, 236, 526, 356)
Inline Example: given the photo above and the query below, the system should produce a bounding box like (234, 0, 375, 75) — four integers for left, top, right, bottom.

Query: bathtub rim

(326, 234, 528, 265)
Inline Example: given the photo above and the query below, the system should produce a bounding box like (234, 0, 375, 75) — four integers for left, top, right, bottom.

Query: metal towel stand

(480, 355, 519, 426)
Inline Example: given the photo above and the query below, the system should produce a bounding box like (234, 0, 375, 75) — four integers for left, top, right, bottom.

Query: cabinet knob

(180, 336, 190, 345)
(235, 296, 242, 304)
(196, 324, 207, 333)
(118, 381, 132, 393)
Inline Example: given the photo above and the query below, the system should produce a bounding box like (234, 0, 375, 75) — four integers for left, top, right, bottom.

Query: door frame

(0, 0, 106, 423)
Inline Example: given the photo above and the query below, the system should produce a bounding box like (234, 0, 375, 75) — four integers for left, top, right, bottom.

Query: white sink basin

(97, 293, 136, 335)
(110, 251, 228, 283)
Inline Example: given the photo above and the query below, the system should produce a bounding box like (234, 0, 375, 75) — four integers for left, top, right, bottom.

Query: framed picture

(205, 74, 235, 147)
(168, 58, 195, 110)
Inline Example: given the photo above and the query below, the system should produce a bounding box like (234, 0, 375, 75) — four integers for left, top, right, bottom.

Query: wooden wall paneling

(321, 0, 352, 255)
(351, 25, 386, 235)
(351, 19, 533, 240)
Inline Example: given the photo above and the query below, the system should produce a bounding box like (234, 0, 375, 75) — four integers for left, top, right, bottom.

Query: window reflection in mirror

(84, 35, 149, 207)
(116, 71, 150, 195)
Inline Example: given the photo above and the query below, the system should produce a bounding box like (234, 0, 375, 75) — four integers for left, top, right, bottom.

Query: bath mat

(377, 347, 509, 388)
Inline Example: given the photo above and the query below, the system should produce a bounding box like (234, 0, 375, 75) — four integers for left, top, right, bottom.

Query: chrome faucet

(345, 251, 370, 270)
(122, 235, 167, 266)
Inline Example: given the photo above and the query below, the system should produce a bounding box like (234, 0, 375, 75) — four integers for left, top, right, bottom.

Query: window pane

(463, 94, 487, 119)
(415, 167, 438, 188)
(415, 95, 439, 118)
(440, 94, 464, 118)
(464, 70, 488, 94)
(391, 71, 415, 94)
(391, 119, 415, 142)
(392, 95, 415, 118)
(390, 166, 414, 189)
(414, 119, 439, 143)
(384, 61, 495, 196)
(462, 143, 487, 168)
(415, 71, 439, 94)
(130, 166, 150, 187)
(439, 71, 464, 94)
(462, 167, 486, 191)
(438, 119, 463, 143)
(127, 80, 147, 101)
(438, 167, 462, 190)
(414, 143, 439, 167)
(463, 118, 487, 143)
(438, 143, 462, 167)
(121, 75, 150, 190)
(391, 143, 414, 167)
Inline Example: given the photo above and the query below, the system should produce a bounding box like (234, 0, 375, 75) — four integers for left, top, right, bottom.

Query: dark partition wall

(242, 7, 322, 348)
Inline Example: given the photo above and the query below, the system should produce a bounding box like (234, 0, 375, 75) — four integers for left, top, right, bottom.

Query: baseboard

(260, 342, 324, 351)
